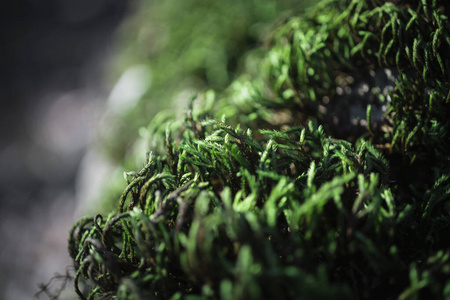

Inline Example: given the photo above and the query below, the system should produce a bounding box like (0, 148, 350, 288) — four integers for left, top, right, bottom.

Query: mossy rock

(64, 0, 450, 299)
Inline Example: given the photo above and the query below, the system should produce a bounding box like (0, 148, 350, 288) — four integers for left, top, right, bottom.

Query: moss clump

(66, 0, 450, 299)
(101, 0, 308, 163)
(91, 0, 310, 215)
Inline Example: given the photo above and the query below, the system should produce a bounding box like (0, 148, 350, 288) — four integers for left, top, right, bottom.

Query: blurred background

(0, 1, 307, 298)
(0, 1, 131, 298)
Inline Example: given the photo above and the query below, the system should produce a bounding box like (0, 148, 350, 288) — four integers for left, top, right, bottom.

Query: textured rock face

(326, 67, 397, 139)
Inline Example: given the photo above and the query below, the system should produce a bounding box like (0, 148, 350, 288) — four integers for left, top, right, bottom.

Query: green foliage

(92, 0, 310, 214)
(103, 0, 308, 162)
(64, 0, 450, 299)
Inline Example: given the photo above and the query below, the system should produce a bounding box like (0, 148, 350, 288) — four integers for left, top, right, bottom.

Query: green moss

(102, 0, 309, 162)
(63, 0, 450, 299)
(92, 0, 311, 214)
